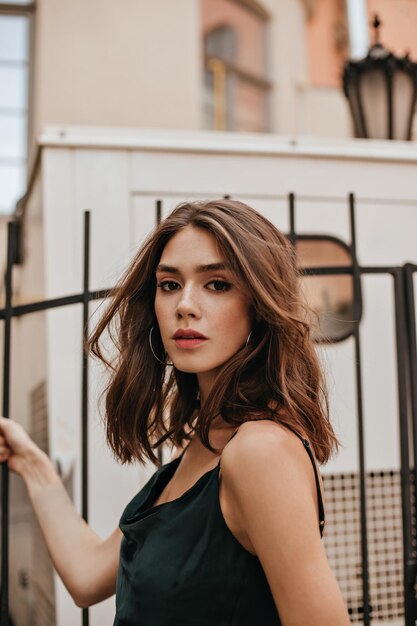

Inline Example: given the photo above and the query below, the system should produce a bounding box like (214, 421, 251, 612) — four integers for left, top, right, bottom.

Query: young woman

(0, 200, 351, 625)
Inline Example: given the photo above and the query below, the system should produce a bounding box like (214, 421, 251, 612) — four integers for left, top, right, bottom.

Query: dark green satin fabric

(114, 456, 282, 625)
(114, 422, 325, 625)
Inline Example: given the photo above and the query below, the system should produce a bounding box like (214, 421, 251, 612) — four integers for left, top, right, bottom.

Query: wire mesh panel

(323, 469, 412, 622)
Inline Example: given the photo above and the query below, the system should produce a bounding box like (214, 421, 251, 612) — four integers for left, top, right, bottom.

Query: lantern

(342, 15, 417, 140)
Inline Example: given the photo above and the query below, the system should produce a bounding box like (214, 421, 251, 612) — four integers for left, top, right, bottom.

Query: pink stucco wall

(306, 0, 347, 88)
(368, 0, 417, 58)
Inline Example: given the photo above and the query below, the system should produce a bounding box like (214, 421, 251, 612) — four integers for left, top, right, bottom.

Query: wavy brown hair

(87, 199, 340, 467)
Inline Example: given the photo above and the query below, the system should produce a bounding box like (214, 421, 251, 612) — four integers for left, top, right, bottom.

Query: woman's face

(154, 225, 251, 388)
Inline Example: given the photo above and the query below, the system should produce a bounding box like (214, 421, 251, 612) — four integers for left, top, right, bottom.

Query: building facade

(1, 2, 417, 625)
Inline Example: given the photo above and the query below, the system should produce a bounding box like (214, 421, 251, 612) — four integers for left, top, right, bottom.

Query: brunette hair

(87, 199, 340, 466)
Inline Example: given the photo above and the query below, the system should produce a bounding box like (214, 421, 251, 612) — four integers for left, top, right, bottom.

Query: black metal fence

(1, 194, 416, 625)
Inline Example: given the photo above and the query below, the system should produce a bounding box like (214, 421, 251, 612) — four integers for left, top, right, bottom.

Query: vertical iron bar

(288, 192, 296, 247)
(404, 264, 417, 620)
(156, 200, 162, 226)
(349, 193, 371, 624)
(404, 266, 417, 597)
(81, 211, 90, 626)
(1, 221, 16, 626)
(287, 193, 297, 270)
(404, 265, 417, 485)
(155, 201, 163, 465)
(0, 222, 16, 626)
(398, 265, 417, 623)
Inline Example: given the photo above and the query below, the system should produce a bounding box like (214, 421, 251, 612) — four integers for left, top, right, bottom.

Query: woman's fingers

(0, 417, 14, 447)
(0, 420, 12, 450)
(0, 427, 11, 455)
(0, 445, 11, 462)
(0, 416, 36, 456)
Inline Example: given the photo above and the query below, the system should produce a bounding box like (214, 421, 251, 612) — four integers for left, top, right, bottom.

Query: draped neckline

(124, 448, 222, 524)
(150, 453, 221, 511)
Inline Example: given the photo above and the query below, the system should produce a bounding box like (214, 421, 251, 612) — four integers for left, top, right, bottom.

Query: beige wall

(264, 0, 310, 134)
(27, 0, 355, 167)
(25, 0, 417, 167)
(30, 0, 202, 162)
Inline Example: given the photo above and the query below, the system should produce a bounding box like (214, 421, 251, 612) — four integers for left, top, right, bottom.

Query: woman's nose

(175, 286, 201, 318)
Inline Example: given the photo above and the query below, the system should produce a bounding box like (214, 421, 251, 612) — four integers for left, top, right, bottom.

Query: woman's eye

(157, 281, 179, 292)
(156, 280, 231, 292)
(207, 280, 231, 292)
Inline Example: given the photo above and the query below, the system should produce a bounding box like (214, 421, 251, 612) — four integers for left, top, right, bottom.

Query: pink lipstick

(173, 328, 208, 349)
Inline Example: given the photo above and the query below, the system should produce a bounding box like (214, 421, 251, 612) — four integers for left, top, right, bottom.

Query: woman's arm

(221, 420, 351, 626)
(0, 416, 122, 608)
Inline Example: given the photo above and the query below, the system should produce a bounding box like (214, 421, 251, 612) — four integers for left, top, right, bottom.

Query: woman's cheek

(222, 306, 250, 345)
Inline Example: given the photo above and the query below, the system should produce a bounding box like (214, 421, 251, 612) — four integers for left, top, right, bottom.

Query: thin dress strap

(220, 419, 326, 537)
(217, 427, 239, 470)
(282, 423, 326, 537)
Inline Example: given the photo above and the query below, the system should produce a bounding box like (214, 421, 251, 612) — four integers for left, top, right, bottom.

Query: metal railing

(1, 194, 416, 625)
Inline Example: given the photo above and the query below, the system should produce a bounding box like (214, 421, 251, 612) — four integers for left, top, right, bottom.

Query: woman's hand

(0, 416, 120, 607)
(0, 416, 43, 476)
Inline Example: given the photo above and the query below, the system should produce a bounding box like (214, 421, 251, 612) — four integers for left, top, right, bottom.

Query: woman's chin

(171, 358, 222, 375)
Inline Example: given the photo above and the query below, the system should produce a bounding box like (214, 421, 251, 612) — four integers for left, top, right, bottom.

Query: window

(0, 2, 33, 215)
(202, 0, 271, 132)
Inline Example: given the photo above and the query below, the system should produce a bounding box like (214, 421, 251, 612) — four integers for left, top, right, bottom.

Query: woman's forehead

(159, 226, 224, 265)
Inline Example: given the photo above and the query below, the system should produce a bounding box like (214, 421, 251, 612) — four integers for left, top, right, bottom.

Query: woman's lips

(174, 338, 208, 349)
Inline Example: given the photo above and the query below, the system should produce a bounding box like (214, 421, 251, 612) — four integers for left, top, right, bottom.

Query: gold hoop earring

(149, 325, 174, 367)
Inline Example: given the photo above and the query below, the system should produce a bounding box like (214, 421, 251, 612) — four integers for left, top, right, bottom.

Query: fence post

(1, 221, 18, 625)
(81, 211, 90, 626)
(349, 193, 371, 625)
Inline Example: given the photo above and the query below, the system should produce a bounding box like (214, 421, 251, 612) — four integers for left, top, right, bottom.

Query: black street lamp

(342, 15, 417, 140)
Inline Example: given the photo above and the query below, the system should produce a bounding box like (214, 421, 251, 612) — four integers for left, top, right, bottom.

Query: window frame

(203, 0, 272, 132)
(0, 0, 35, 214)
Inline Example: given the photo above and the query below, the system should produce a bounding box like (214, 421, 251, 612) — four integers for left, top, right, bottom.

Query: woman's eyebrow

(155, 262, 230, 275)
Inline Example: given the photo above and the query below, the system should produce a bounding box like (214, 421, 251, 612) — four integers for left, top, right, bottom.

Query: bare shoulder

(220, 421, 349, 624)
(220, 419, 323, 536)
(221, 418, 309, 472)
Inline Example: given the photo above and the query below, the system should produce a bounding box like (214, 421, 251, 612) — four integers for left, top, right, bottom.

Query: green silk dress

(114, 421, 325, 625)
